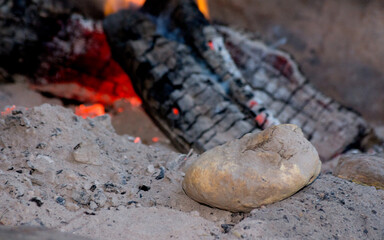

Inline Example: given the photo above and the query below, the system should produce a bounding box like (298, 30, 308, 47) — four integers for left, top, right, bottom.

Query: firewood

(104, 10, 256, 153)
(0, 0, 102, 75)
(0, 0, 72, 74)
(104, 0, 382, 160)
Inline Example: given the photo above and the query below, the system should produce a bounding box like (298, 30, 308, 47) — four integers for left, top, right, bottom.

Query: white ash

(0, 104, 231, 239)
(0, 104, 383, 239)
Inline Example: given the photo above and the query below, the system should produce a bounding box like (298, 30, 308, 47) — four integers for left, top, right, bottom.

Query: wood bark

(104, 9, 257, 153)
(104, 0, 381, 160)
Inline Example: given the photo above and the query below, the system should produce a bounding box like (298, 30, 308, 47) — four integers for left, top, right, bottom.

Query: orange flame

(75, 104, 106, 119)
(1, 105, 16, 116)
(104, 0, 145, 15)
(196, 0, 210, 19)
(104, 0, 210, 19)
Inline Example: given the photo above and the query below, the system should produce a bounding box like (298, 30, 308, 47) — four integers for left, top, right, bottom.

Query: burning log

(1, 0, 381, 160)
(33, 14, 140, 106)
(104, 0, 381, 160)
(0, 0, 140, 105)
(104, 8, 256, 152)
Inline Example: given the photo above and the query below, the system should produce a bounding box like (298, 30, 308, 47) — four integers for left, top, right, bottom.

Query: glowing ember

(172, 108, 180, 115)
(104, 0, 145, 15)
(196, 0, 210, 19)
(152, 137, 159, 143)
(75, 104, 105, 119)
(1, 105, 16, 116)
(255, 113, 266, 126)
(249, 100, 258, 108)
(134, 137, 141, 143)
(126, 97, 142, 107)
(36, 15, 142, 108)
(208, 41, 214, 50)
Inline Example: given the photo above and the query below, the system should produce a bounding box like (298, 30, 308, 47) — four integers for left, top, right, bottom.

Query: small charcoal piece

(56, 196, 66, 206)
(138, 185, 151, 191)
(30, 197, 44, 207)
(155, 167, 165, 180)
(221, 224, 235, 233)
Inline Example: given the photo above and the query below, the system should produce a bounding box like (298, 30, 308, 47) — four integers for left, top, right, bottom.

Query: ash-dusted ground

(0, 104, 383, 239)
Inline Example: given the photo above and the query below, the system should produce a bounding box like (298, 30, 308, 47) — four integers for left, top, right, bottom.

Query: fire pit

(1, 0, 382, 159)
(1, 0, 384, 239)
(102, 0, 383, 160)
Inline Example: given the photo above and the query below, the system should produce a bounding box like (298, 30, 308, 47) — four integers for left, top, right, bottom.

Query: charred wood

(0, 0, 104, 75)
(217, 27, 372, 160)
(0, 0, 73, 74)
(0, 0, 132, 103)
(170, 0, 374, 159)
(104, 10, 256, 153)
(103, 0, 381, 160)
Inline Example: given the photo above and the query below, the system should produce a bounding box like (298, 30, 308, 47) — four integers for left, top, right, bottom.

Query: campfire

(0, 0, 382, 160)
(103, 0, 381, 160)
(1, 0, 384, 239)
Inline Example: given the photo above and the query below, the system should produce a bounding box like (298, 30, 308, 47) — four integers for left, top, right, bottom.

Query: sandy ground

(0, 84, 383, 239)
